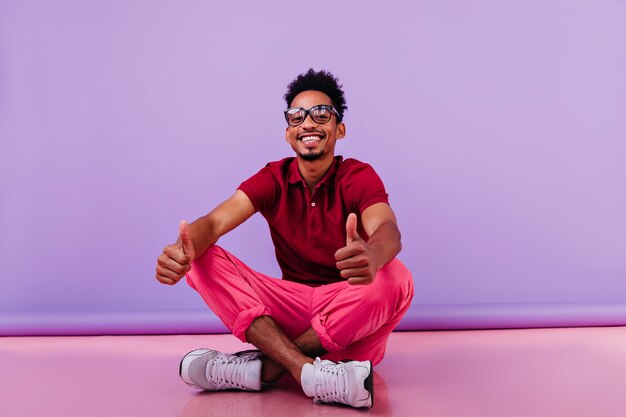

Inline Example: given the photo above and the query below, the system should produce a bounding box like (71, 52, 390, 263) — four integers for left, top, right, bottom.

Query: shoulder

(336, 157, 382, 182)
(238, 157, 294, 212)
(241, 157, 294, 184)
(258, 157, 296, 180)
(335, 157, 389, 212)
(265, 156, 296, 169)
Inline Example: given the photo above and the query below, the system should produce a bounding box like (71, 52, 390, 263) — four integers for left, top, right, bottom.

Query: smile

(300, 135, 323, 143)
(297, 131, 325, 142)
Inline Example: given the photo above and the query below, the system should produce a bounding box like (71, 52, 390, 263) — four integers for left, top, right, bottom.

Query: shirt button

(311, 202, 316, 207)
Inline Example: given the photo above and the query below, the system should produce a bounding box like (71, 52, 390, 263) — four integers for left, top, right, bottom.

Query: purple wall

(1, 0, 626, 335)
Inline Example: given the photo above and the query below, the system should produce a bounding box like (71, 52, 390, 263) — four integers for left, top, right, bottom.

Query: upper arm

(207, 190, 256, 239)
(361, 202, 399, 237)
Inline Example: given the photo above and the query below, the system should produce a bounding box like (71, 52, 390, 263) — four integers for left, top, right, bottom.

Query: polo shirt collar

(287, 156, 343, 188)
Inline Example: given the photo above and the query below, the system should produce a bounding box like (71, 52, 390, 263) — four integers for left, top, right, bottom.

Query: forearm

(186, 215, 221, 258)
(366, 221, 402, 270)
(182, 190, 256, 260)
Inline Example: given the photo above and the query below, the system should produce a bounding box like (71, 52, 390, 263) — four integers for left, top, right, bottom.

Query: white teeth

(301, 135, 322, 142)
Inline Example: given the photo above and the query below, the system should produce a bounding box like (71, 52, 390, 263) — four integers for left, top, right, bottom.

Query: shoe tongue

(300, 362, 316, 398)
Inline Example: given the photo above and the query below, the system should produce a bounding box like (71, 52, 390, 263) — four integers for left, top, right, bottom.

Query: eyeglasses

(284, 105, 340, 127)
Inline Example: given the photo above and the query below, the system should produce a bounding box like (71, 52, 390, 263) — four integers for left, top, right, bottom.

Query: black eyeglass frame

(284, 105, 342, 127)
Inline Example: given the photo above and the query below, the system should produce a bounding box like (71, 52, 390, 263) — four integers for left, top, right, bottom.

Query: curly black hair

(284, 68, 348, 122)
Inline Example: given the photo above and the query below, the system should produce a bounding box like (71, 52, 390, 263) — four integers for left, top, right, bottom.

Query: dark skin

(155, 90, 402, 384)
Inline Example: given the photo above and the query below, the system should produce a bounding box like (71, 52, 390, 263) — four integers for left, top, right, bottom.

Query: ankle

(292, 358, 315, 386)
(260, 355, 285, 384)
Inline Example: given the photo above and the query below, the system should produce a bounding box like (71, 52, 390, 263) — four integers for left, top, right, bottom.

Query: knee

(188, 245, 229, 285)
(198, 244, 226, 259)
(192, 245, 226, 268)
(374, 258, 414, 306)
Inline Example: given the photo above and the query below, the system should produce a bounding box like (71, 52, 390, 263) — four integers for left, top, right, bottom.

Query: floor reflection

(181, 371, 391, 417)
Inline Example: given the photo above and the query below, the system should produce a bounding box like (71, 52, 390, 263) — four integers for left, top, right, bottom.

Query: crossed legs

(186, 245, 414, 384)
(246, 317, 324, 384)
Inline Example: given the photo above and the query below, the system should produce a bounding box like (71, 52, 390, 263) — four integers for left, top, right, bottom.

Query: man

(155, 69, 413, 409)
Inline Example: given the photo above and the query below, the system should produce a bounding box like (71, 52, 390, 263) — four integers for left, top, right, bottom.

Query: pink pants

(186, 245, 414, 365)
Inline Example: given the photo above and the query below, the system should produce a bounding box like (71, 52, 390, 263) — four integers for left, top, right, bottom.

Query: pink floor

(2, 327, 626, 417)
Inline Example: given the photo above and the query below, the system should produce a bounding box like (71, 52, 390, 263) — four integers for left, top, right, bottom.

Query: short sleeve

(237, 165, 280, 213)
(343, 162, 389, 213)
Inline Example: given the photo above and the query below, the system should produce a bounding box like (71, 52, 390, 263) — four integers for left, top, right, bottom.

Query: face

(285, 90, 345, 163)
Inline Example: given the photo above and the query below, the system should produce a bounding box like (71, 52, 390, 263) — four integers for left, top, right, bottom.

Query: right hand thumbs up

(155, 220, 196, 286)
(178, 220, 195, 259)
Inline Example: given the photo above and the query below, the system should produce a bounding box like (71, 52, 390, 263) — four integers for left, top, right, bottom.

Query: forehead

(291, 90, 332, 108)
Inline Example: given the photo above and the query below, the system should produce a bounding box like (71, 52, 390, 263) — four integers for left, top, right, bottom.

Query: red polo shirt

(238, 156, 389, 286)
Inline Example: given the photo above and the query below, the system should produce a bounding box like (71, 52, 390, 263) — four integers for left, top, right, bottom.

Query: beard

(299, 149, 324, 161)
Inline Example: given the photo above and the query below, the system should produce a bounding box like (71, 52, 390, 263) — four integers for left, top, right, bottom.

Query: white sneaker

(179, 349, 262, 391)
(300, 358, 373, 408)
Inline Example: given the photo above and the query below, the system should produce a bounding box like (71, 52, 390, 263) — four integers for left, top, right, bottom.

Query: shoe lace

(314, 359, 348, 404)
(206, 354, 250, 390)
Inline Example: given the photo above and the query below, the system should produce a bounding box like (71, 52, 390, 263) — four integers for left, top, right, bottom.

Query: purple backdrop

(1, 0, 626, 335)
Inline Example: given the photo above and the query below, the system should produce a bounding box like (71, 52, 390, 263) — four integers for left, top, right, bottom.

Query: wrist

(369, 244, 384, 271)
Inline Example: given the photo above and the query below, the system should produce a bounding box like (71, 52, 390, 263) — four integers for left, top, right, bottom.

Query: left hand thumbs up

(335, 213, 376, 285)
(345, 213, 360, 244)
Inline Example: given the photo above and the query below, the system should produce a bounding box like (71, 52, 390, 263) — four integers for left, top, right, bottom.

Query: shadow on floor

(180, 371, 392, 417)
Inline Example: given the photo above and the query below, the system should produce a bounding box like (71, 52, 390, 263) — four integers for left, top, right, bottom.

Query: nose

(300, 112, 318, 129)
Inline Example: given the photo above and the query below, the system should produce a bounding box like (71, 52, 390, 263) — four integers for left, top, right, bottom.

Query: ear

(336, 122, 346, 140)
(285, 126, 290, 143)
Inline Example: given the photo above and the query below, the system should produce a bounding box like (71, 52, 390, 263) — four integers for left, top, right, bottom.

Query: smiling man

(155, 69, 414, 409)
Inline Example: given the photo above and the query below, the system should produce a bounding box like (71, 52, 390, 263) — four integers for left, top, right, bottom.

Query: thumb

(346, 213, 360, 245)
(178, 220, 194, 255)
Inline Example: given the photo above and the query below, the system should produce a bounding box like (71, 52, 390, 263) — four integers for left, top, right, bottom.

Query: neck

(297, 155, 334, 193)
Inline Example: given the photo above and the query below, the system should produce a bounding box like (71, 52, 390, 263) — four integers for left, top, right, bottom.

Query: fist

(334, 213, 378, 285)
(155, 220, 196, 285)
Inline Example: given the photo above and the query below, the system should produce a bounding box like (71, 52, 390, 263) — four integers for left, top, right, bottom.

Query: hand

(155, 220, 196, 285)
(334, 213, 379, 285)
